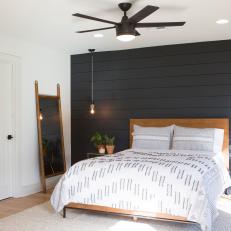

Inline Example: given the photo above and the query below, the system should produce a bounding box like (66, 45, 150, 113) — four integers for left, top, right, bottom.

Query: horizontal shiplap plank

(72, 107, 231, 120)
(72, 72, 231, 84)
(72, 75, 231, 91)
(72, 52, 231, 73)
(71, 40, 231, 64)
(72, 59, 231, 74)
(72, 62, 231, 83)
(72, 85, 231, 101)
(72, 96, 231, 110)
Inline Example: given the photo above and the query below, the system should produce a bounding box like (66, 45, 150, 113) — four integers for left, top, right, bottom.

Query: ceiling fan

(73, 2, 186, 42)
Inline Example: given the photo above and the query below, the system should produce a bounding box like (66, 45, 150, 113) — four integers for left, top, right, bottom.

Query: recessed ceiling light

(94, 33, 104, 38)
(216, 19, 229, 25)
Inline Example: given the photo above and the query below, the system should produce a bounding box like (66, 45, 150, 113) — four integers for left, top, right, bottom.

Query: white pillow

(172, 125, 224, 153)
(132, 125, 174, 150)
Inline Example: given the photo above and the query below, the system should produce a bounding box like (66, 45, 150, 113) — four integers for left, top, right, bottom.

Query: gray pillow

(172, 126, 224, 153)
(132, 125, 174, 150)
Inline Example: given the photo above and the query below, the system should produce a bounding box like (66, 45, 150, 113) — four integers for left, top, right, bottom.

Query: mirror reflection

(39, 97, 65, 176)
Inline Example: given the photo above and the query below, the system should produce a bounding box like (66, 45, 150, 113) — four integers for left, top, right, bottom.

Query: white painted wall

(0, 34, 70, 197)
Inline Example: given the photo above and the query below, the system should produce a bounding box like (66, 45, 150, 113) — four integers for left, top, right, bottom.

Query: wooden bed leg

(133, 216, 138, 221)
(63, 206, 66, 218)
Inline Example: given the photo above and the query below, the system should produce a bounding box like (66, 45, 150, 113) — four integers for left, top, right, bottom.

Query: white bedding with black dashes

(51, 149, 231, 231)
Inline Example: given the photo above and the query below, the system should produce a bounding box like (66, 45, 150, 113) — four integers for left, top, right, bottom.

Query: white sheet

(51, 149, 231, 231)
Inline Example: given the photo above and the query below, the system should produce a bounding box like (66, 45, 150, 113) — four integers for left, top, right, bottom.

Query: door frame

(0, 52, 21, 198)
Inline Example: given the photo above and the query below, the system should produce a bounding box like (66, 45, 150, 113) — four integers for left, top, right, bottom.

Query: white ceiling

(0, 0, 231, 54)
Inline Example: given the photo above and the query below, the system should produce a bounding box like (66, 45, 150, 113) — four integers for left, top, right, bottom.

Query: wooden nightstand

(86, 153, 106, 159)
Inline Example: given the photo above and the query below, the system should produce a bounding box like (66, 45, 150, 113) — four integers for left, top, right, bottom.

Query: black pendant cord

(91, 52, 94, 104)
(89, 49, 95, 105)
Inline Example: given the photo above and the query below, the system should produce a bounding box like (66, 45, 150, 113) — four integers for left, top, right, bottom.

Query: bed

(51, 118, 231, 231)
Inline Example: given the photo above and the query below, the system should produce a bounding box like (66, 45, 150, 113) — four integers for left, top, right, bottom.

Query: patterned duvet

(51, 149, 231, 231)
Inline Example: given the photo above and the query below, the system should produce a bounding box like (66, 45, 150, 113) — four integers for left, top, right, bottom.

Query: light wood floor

(0, 190, 230, 219)
(0, 190, 52, 219)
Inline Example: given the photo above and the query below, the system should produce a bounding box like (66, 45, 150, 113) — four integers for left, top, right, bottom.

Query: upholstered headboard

(130, 118, 229, 169)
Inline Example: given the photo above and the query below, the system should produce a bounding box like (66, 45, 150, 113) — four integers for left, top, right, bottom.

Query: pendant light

(39, 108, 43, 120)
(89, 49, 95, 114)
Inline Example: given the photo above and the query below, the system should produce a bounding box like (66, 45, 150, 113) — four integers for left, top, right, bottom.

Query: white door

(0, 59, 13, 200)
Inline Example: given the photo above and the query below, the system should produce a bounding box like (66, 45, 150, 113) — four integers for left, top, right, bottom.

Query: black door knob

(7, 135, 13, 140)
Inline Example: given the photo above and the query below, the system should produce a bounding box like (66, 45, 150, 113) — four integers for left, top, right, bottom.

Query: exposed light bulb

(117, 34, 135, 42)
(90, 104, 95, 114)
(39, 113, 43, 120)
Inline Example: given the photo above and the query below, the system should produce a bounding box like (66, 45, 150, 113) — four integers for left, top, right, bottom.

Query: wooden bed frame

(64, 118, 229, 223)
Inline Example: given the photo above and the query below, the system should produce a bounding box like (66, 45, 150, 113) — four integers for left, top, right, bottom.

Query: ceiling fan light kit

(116, 23, 136, 42)
(73, 2, 186, 42)
(117, 34, 135, 42)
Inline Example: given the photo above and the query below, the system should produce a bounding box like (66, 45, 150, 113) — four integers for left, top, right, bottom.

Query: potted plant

(104, 134, 115, 154)
(90, 132, 105, 154)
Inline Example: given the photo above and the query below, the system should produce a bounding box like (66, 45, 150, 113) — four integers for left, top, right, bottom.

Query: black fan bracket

(118, 3, 132, 13)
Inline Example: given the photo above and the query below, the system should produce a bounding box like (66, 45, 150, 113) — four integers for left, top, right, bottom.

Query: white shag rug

(0, 198, 231, 231)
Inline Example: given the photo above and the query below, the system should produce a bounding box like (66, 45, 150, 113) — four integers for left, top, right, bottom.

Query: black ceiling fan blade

(73, 13, 118, 25)
(77, 26, 115, 33)
(135, 30, 140, 36)
(136, 22, 186, 28)
(128, 5, 159, 23)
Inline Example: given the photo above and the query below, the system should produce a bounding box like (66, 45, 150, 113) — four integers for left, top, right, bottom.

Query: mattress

(51, 149, 231, 231)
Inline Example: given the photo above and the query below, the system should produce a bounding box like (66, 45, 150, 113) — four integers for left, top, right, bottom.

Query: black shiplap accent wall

(71, 40, 231, 164)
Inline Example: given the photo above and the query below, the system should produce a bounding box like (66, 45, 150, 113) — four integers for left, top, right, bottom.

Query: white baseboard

(15, 175, 61, 198)
(15, 182, 41, 198)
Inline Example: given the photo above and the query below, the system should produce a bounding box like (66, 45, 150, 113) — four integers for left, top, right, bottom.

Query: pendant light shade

(89, 49, 95, 115)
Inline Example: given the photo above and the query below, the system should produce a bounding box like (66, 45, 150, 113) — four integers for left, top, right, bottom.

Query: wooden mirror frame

(35, 81, 66, 193)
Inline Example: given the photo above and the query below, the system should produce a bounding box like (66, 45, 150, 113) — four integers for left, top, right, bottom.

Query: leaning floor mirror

(35, 81, 66, 193)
